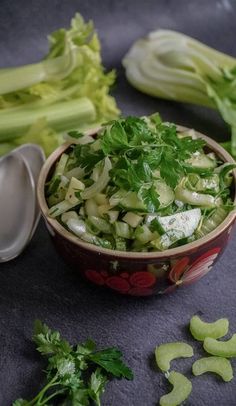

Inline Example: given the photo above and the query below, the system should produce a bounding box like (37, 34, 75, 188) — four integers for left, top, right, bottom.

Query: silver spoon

(0, 152, 35, 262)
(14, 144, 45, 238)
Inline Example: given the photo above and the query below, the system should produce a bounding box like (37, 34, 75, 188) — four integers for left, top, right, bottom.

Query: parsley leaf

(89, 368, 107, 406)
(14, 321, 133, 406)
(149, 218, 165, 235)
(74, 144, 104, 173)
(101, 121, 129, 154)
(89, 348, 134, 379)
(12, 401, 29, 406)
(33, 319, 71, 356)
(159, 148, 183, 188)
(138, 185, 160, 213)
(67, 130, 84, 139)
(99, 115, 206, 189)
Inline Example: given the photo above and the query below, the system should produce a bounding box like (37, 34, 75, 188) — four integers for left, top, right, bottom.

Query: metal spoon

(0, 152, 35, 262)
(14, 144, 45, 238)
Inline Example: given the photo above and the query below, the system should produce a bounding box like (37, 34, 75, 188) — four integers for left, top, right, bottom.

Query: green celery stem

(0, 97, 96, 142)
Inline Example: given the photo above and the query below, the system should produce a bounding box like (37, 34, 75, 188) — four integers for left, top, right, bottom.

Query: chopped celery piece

(185, 174, 219, 193)
(61, 211, 79, 224)
(203, 334, 236, 358)
(46, 175, 61, 197)
(187, 153, 217, 169)
(115, 237, 127, 251)
(94, 193, 108, 205)
(155, 342, 193, 372)
(81, 157, 112, 200)
(134, 225, 153, 244)
(65, 166, 85, 181)
(54, 153, 69, 177)
(151, 230, 185, 251)
(106, 210, 119, 224)
(196, 207, 228, 238)
(65, 217, 112, 248)
(192, 356, 233, 382)
(66, 218, 87, 237)
(115, 222, 131, 239)
(97, 204, 112, 216)
(159, 371, 192, 406)
(154, 180, 175, 208)
(175, 185, 219, 208)
(65, 177, 85, 204)
(122, 212, 143, 228)
(109, 190, 145, 211)
(85, 199, 99, 217)
(190, 315, 229, 341)
(48, 200, 79, 218)
(47, 185, 67, 207)
(88, 216, 112, 234)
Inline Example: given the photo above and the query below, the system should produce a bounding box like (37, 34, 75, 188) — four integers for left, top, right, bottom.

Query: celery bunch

(123, 30, 236, 157)
(0, 13, 119, 156)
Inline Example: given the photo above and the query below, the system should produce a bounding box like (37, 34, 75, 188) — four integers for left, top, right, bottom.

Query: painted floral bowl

(37, 127, 236, 296)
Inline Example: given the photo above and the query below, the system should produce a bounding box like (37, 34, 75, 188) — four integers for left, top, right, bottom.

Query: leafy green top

(13, 320, 133, 406)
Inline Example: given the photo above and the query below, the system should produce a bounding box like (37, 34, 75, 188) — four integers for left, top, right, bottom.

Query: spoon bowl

(14, 144, 45, 237)
(0, 152, 35, 262)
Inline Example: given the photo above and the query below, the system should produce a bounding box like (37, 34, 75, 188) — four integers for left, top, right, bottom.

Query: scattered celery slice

(160, 371, 192, 406)
(190, 315, 229, 341)
(155, 342, 193, 372)
(203, 334, 236, 358)
(192, 356, 233, 382)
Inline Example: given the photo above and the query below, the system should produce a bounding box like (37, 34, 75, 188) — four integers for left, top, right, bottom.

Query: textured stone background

(0, 0, 236, 405)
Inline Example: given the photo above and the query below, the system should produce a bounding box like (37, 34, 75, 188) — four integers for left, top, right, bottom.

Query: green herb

(149, 218, 165, 235)
(13, 320, 133, 406)
(100, 115, 204, 191)
(73, 144, 105, 173)
(46, 176, 61, 196)
(67, 131, 84, 139)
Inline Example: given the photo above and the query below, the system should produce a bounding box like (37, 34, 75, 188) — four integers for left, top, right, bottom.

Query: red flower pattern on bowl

(84, 247, 222, 295)
(85, 270, 156, 295)
(169, 247, 221, 286)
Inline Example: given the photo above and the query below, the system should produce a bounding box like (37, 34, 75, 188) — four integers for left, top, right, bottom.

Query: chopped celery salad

(46, 114, 235, 252)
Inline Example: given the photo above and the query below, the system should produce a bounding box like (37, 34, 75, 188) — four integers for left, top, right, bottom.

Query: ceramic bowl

(37, 127, 236, 296)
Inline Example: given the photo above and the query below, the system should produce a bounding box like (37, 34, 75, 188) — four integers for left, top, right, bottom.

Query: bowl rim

(37, 125, 236, 259)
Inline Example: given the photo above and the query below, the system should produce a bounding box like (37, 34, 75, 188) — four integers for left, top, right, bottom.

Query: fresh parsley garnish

(74, 144, 105, 173)
(100, 115, 205, 200)
(13, 321, 133, 406)
(67, 115, 206, 212)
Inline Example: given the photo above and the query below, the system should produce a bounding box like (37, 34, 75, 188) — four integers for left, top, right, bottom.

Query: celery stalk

(0, 13, 119, 156)
(0, 98, 95, 142)
(123, 30, 236, 157)
(0, 50, 78, 95)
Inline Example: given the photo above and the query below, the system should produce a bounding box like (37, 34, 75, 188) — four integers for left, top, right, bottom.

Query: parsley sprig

(71, 114, 205, 212)
(13, 321, 133, 406)
(62, 114, 205, 212)
(103, 115, 205, 208)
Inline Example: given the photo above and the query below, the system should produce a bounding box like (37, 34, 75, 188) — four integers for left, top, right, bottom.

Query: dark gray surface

(0, 0, 236, 405)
